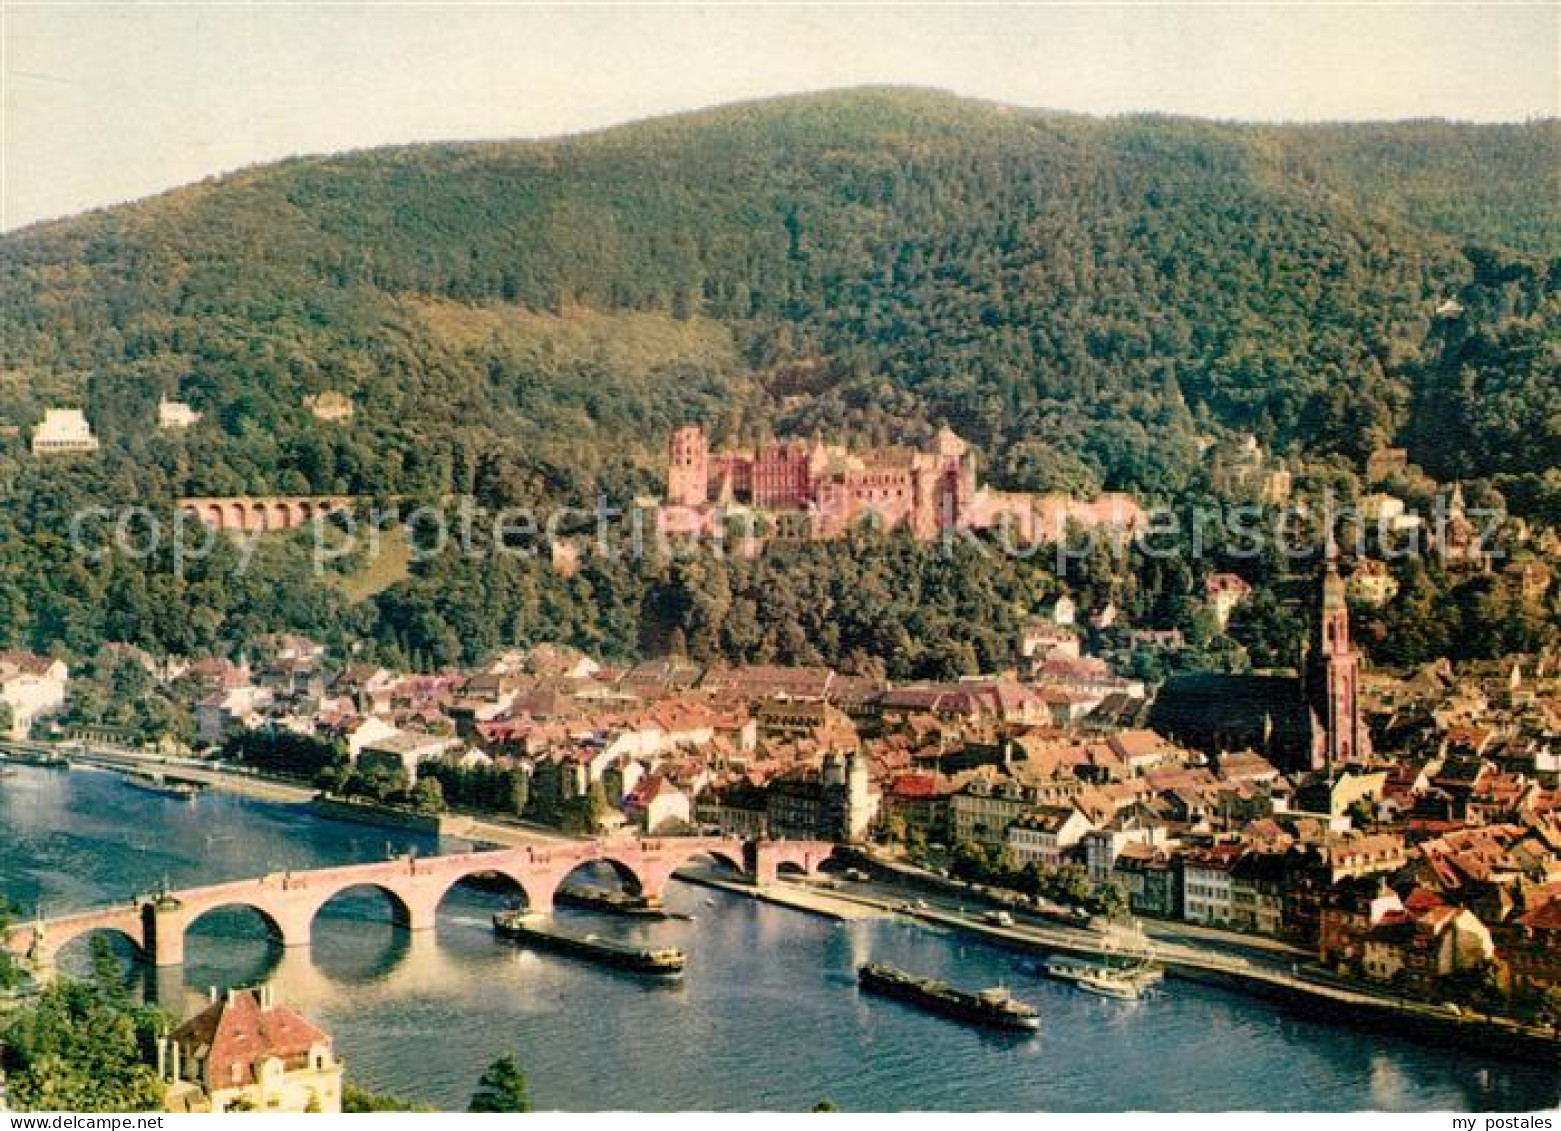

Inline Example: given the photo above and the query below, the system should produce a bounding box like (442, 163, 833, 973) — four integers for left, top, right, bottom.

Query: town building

(621, 774, 692, 834)
(1112, 844, 1182, 918)
(694, 778, 770, 838)
(1182, 843, 1244, 927)
(0, 651, 68, 740)
(1365, 447, 1410, 484)
(880, 772, 950, 842)
(1006, 805, 1094, 868)
(195, 686, 274, 747)
(765, 751, 878, 842)
(356, 729, 460, 782)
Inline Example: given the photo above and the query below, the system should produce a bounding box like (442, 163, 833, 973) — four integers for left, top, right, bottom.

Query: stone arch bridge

(3, 836, 833, 968)
(178, 496, 357, 534)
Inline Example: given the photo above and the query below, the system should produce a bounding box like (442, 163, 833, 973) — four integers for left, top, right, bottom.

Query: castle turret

(666, 425, 710, 507)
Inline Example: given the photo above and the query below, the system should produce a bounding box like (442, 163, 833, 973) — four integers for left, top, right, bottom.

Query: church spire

(1305, 542, 1369, 772)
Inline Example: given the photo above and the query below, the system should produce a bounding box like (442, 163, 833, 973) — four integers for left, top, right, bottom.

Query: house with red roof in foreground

(163, 986, 342, 1113)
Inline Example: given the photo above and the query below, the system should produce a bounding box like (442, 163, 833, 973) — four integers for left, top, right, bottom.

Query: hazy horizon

(4, 3, 1557, 232)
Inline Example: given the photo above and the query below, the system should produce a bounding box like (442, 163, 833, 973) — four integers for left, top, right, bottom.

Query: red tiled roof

(172, 990, 327, 1089)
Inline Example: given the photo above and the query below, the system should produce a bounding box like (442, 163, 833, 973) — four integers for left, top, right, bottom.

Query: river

(1, 763, 1554, 1111)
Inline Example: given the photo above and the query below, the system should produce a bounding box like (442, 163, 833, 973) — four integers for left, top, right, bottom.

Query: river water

(1, 764, 1554, 1111)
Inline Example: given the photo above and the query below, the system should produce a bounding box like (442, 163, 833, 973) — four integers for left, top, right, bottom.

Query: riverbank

(311, 795, 477, 838)
(807, 860, 1560, 1066)
(63, 748, 317, 804)
(25, 741, 578, 847)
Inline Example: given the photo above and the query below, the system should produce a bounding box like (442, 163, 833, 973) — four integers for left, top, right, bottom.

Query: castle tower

(667, 425, 709, 507)
(1304, 540, 1369, 771)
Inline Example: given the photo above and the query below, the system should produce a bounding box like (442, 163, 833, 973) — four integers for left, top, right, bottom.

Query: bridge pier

(398, 900, 439, 932)
(145, 963, 187, 1008)
(149, 920, 185, 967)
(25, 942, 58, 984)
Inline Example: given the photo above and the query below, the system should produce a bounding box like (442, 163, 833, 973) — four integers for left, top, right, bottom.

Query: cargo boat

(493, 911, 686, 977)
(555, 886, 673, 919)
(122, 770, 202, 800)
(857, 963, 1039, 1032)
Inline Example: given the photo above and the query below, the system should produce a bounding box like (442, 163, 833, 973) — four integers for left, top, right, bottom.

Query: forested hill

(2, 88, 1556, 510)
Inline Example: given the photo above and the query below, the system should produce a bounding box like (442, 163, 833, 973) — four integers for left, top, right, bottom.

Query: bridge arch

(309, 882, 417, 932)
(226, 502, 246, 529)
(663, 844, 746, 879)
(183, 901, 293, 948)
(556, 856, 647, 898)
(50, 925, 146, 973)
(432, 867, 536, 917)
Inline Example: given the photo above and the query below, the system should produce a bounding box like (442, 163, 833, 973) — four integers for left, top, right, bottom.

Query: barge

(555, 886, 674, 919)
(122, 770, 202, 800)
(857, 962, 1038, 1032)
(493, 911, 686, 977)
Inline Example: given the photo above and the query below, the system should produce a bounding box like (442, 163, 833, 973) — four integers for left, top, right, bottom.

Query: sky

(2, 2, 1556, 231)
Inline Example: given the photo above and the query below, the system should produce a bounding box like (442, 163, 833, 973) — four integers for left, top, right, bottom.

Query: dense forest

(0, 89, 1555, 669)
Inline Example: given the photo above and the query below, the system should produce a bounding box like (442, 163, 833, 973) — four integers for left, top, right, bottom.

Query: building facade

(658, 425, 1145, 545)
(164, 987, 342, 1114)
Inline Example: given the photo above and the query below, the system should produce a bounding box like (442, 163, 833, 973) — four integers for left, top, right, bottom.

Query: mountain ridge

(0, 86, 1554, 502)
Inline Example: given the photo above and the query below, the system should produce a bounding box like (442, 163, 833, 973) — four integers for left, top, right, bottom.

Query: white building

(1082, 818, 1173, 884)
(1182, 845, 1243, 926)
(1006, 805, 1094, 868)
(622, 774, 692, 834)
(158, 398, 203, 430)
(31, 409, 99, 454)
(0, 651, 68, 739)
(336, 715, 401, 765)
(356, 729, 459, 782)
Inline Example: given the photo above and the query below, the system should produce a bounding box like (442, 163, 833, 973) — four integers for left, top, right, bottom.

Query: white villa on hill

(31, 408, 99, 454)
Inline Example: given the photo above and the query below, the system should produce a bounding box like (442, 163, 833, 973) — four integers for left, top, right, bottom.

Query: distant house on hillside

(31, 408, 99, 454)
(158, 397, 202, 430)
(1204, 573, 1252, 630)
(304, 391, 354, 422)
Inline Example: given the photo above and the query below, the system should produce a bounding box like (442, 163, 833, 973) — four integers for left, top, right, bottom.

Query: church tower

(1304, 540, 1369, 771)
(666, 425, 709, 507)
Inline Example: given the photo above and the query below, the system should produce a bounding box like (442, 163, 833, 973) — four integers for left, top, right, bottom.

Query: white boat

(1075, 968, 1144, 1000)
(1043, 956, 1161, 999)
